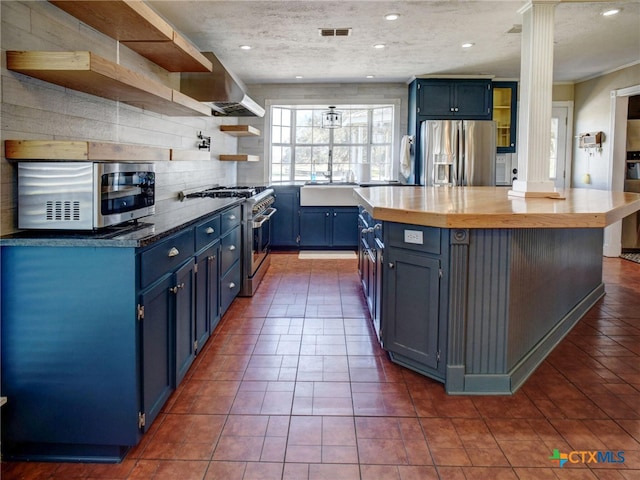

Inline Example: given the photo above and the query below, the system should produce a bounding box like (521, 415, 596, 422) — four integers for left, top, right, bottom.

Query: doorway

(550, 103, 572, 190)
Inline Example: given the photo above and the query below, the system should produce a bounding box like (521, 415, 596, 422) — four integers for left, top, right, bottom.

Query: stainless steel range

(182, 185, 275, 296)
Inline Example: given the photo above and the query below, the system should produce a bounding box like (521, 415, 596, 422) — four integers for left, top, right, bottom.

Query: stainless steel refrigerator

(419, 120, 496, 186)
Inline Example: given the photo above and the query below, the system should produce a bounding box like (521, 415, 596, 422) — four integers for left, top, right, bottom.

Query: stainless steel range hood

(180, 52, 265, 117)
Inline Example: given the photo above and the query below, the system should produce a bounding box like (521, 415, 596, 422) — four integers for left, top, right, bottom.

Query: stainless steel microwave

(18, 162, 155, 230)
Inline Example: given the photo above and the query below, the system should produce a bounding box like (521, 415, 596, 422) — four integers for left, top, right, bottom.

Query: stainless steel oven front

(240, 191, 276, 296)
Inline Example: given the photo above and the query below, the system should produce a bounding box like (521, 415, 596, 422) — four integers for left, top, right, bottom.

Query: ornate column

(509, 0, 560, 198)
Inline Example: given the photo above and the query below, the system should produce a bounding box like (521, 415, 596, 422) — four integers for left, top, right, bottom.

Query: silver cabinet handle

(454, 107, 459, 112)
(208, 255, 215, 261)
(229, 282, 236, 289)
(450, 107, 455, 112)
(229, 215, 236, 220)
(388, 263, 395, 269)
(229, 245, 236, 251)
(334, 212, 337, 217)
(326, 212, 330, 217)
(205, 227, 214, 234)
(169, 282, 185, 294)
(168, 247, 179, 257)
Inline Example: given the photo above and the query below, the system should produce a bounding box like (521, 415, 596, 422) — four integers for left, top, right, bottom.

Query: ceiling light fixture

(295, 75, 303, 79)
(462, 42, 475, 48)
(366, 75, 375, 79)
(601, 8, 621, 16)
(373, 43, 386, 49)
(322, 106, 342, 129)
(384, 13, 400, 21)
(239, 45, 252, 50)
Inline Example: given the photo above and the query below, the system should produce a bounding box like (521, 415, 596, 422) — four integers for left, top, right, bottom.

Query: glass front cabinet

(492, 82, 518, 153)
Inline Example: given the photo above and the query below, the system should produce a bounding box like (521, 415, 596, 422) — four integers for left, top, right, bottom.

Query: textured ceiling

(149, 0, 640, 84)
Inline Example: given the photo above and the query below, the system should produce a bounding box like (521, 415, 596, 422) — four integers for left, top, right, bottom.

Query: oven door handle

(252, 207, 277, 228)
(252, 215, 267, 228)
(264, 207, 277, 219)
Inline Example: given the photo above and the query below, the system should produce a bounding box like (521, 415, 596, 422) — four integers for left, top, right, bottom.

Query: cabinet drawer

(140, 229, 195, 289)
(220, 261, 241, 315)
(387, 222, 441, 255)
(220, 205, 241, 235)
(195, 215, 221, 251)
(220, 225, 241, 275)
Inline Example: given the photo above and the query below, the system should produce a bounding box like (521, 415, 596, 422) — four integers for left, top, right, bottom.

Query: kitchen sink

(300, 184, 359, 206)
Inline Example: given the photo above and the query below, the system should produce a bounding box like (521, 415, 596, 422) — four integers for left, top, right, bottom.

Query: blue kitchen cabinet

(174, 258, 196, 386)
(416, 79, 493, 119)
(195, 241, 220, 347)
(299, 207, 331, 247)
(332, 207, 359, 247)
(381, 222, 449, 381)
(219, 207, 242, 314)
(139, 274, 173, 435)
(1, 246, 140, 461)
(300, 206, 358, 248)
(272, 185, 300, 247)
(0, 205, 241, 462)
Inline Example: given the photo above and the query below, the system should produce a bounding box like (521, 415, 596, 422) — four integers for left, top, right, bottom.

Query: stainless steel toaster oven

(18, 162, 155, 230)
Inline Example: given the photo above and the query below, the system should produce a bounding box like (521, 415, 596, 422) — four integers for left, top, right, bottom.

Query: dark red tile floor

(3, 253, 640, 479)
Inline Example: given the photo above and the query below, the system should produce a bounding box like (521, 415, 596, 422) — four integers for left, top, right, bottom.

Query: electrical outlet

(404, 230, 424, 245)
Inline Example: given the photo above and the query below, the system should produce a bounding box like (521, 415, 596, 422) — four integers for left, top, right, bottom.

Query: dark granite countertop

(0, 197, 244, 248)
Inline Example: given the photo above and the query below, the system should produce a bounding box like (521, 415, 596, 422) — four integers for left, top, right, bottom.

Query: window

(270, 105, 395, 183)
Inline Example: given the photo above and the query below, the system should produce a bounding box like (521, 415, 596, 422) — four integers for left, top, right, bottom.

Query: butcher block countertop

(354, 186, 640, 229)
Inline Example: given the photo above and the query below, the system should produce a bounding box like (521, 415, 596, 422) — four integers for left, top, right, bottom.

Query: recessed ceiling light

(601, 8, 621, 16)
(239, 45, 252, 50)
(373, 44, 386, 49)
(366, 75, 375, 79)
(462, 42, 475, 48)
(384, 13, 400, 21)
(295, 75, 303, 79)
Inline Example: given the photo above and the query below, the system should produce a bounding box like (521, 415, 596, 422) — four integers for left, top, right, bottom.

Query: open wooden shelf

(5, 140, 170, 161)
(49, 0, 212, 72)
(7, 51, 211, 117)
(219, 154, 259, 162)
(220, 125, 261, 137)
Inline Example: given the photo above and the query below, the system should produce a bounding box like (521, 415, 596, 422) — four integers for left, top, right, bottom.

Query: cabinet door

(174, 258, 196, 386)
(418, 81, 454, 117)
(272, 187, 300, 247)
(195, 242, 220, 351)
(493, 81, 518, 153)
(140, 276, 173, 432)
(332, 207, 359, 247)
(299, 208, 330, 247)
(383, 249, 441, 370)
(454, 81, 492, 119)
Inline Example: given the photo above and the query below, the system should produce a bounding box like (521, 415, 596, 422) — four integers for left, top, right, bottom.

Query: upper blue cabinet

(492, 81, 518, 153)
(413, 79, 493, 120)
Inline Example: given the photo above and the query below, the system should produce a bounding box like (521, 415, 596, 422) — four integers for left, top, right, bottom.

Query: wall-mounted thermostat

(579, 131, 603, 149)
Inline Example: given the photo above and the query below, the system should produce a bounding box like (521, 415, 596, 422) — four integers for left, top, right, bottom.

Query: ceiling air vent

(319, 28, 352, 37)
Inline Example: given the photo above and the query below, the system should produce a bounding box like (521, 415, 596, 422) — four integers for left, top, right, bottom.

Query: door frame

(603, 84, 640, 257)
(552, 101, 574, 190)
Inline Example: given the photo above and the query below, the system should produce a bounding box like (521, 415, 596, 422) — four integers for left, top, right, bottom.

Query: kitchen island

(355, 186, 640, 395)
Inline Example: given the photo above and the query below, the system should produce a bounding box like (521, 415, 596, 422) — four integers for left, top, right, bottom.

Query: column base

(508, 179, 564, 199)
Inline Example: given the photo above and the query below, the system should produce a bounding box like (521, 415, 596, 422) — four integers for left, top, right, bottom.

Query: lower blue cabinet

(299, 206, 358, 248)
(0, 206, 241, 462)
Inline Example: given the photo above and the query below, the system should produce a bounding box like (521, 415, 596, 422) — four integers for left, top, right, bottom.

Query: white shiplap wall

(0, 0, 238, 235)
